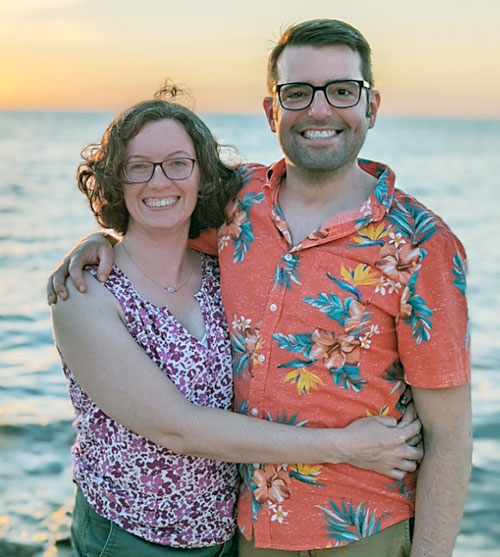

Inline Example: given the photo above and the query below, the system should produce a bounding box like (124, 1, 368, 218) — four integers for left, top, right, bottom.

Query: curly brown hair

(77, 82, 242, 238)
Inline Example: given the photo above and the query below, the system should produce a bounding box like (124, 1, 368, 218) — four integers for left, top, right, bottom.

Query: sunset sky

(1, 0, 499, 118)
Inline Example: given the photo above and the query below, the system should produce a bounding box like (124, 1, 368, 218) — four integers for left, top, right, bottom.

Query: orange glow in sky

(1, 0, 499, 118)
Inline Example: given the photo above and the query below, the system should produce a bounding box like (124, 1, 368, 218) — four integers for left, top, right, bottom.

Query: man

(49, 19, 471, 556)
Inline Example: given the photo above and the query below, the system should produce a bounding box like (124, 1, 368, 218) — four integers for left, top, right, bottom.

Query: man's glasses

(274, 80, 370, 111)
(122, 157, 196, 184)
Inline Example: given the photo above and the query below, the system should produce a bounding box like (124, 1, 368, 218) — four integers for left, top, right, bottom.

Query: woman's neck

(116, 228, 194, 291)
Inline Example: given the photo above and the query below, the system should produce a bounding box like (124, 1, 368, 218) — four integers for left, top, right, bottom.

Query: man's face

(264, 45, 380, 176)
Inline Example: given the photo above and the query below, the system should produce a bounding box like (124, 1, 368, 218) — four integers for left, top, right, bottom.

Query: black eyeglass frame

(274, 79, 371, 111)
(122, 157, 196, 184)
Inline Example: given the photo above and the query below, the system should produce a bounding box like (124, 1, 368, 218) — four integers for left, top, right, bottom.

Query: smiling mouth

(302, 129, 340, 140)
(144, 197, 178, 208)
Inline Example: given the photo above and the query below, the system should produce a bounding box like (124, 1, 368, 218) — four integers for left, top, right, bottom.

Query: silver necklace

(121, 241, 192, 294)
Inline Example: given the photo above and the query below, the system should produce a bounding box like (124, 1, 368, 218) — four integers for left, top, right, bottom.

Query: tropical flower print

(374, 243, 422, 285)
(269, 503, 290, 524)
(274, 251, 302, 291)
(366, 404, 391, 417)
(381, 360, 406, 404)
(238, 408, 322, 522)
(340, 264, 379, 287)
(284, 367, 324, 395)
(375, 276, 402, 296)
(271, 204, 292, 245)
(310, 328, 361, 370)
(317, 499, 386, 545)
(349, 222, 391, 247)
(274, 328, 366, 392)
(399, 274, 433, 344)
(385, 478, 414, 501)
(275, 271, 375, 392)
(359, 196, 373, 220)
(359, 324, 380, 349)
(307, 228, 329, 241)
(219, 192, 264, 262)
(253, 464, 291, 504)
(399, 285, 413, 320)
(452, 253, 471, 348)
(358, 196, 444, 345)
(367, 197, 466, 347)
(248, 462, 324, 523)
(224, 160, 469, 547)
(387, 196, 438, 246)
(275, 332, 367, 392)
(289, 463, 323, 486)
(219, 200, 246, 243)
(452, 253, 467, 296)
(387, 230, 407, 248)
(231, 316, 264, 378)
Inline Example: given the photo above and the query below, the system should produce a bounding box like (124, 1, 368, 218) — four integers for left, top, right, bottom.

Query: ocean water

(0, 110, 499, 556)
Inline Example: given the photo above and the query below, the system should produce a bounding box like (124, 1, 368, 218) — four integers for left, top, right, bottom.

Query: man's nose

(307, 90, 334, 118)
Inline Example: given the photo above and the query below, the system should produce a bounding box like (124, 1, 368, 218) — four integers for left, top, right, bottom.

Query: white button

(251, 408, 259, 416)
(257, 354, 265, 363)
(284, 253, 293, 261)
(270, 303, 278, 312)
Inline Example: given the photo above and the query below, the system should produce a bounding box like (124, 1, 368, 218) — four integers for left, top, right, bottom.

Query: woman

(51, 84, 422, 556)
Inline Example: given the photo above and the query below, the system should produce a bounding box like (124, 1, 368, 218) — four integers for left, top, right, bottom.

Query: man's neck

(277, 162, 377, 245)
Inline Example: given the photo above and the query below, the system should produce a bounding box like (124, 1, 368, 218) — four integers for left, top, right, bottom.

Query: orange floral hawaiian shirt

(196, 158, 470, 550)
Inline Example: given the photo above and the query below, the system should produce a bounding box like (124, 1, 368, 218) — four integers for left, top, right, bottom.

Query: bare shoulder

(51, 270, 121, 319)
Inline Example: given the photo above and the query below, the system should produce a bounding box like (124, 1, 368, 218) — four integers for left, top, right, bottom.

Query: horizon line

(1, 107, 499, 122)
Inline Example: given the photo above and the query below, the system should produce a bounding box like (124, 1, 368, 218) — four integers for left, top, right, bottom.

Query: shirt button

(257, 354, 265, 363)
(270, 303, 278, 312)
(284, 253, 293, 261)
(251, 407, 259, 416)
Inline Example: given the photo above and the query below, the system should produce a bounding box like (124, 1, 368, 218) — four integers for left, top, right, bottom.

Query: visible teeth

(303, 130, 338, 139)
(145, 198, 177, 207)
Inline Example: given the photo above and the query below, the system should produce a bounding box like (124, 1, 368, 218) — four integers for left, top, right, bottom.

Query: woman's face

(122, 118, 200, 236)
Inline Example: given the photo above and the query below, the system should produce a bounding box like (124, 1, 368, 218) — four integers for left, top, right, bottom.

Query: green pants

(238, 519, 413, 557)
(71, 487, 236, 557)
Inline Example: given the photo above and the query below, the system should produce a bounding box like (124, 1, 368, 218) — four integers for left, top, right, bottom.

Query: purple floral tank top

(63, 254, 238, 548)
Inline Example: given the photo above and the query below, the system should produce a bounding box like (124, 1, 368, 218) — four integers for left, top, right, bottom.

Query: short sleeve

(397, 226, 470, 388)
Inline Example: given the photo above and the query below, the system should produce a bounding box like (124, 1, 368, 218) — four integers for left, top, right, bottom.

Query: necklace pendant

(165, 285, 176, 293)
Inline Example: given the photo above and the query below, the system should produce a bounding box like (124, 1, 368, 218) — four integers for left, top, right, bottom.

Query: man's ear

(367, 90, 381, 129)
(263, 96, 277, 133)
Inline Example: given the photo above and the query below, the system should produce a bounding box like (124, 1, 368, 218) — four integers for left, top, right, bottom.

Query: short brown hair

(267, 19, 373, 93)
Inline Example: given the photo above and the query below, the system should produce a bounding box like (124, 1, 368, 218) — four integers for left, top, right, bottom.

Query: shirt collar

(264, 158, 396, 223)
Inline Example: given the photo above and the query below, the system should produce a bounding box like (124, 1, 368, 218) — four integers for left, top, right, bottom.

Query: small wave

(0, 539, 46, 557)
(0, 313, 35, 324)
(0, 420, 75, 458)
(0, 501, 74, 557)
